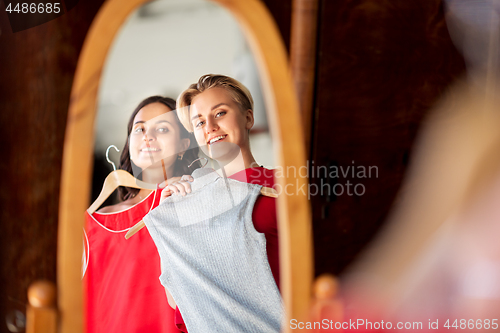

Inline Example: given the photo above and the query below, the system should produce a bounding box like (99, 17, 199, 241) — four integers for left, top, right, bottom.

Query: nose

(142, 128, 156, 141)
(205, 117, 219, 134)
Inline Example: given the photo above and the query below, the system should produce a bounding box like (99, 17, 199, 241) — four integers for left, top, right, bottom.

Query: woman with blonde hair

(159, 75, 281, 332)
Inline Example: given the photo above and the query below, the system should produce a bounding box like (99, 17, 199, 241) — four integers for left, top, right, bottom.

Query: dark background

(0, 0, 465, 331)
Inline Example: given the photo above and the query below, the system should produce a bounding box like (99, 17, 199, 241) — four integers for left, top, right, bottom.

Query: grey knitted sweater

(144, 168, 283, 333)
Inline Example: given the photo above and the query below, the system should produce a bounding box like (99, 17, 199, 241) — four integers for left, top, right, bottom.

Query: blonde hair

(177, 74, 254, 132)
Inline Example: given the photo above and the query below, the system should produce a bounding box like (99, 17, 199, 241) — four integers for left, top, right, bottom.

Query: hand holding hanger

(124, 184, 278, 240)
(87, 145, 158, 214)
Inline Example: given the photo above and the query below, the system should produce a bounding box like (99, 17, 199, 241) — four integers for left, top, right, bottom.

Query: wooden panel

(0, 2, 104, 331)
(290, 0, 319, 154)
(310, 0, 466, 275)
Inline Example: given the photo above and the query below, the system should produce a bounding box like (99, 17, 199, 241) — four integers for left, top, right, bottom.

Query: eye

(157, 127, 169, 133)
(195, 120, 205, 128)
(215, 111, 226, 118)
(133, 126, 144, 134)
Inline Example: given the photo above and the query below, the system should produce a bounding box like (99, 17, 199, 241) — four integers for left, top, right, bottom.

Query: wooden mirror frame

(58, 0, 312, 332)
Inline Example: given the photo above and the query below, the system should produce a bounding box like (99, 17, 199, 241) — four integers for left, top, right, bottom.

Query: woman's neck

(141, 165, 175, 184)
(131, 188, 152, 202)
(218, 149, 256, 177)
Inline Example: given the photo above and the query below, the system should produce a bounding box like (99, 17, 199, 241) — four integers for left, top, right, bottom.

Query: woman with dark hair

(83, 96, 200, 333)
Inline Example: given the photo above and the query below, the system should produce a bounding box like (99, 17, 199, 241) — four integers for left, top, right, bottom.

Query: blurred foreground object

(340, 0, 500, 326)
(445, 0, 500, 83)
(343, 77, 500, 314)
(311, 274, 343, 325)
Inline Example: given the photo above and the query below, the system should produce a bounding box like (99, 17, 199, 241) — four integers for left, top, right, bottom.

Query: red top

(84, 189, 178, 333)
(175, 167, 279, 332)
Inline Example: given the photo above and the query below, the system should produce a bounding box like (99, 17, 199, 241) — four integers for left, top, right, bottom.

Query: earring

(178, 154, 183, 161)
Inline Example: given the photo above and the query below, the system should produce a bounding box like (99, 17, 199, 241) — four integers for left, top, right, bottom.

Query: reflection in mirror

(85, 1, 280, 332)
(126, 107, 245, 182)
(92, 0, 274, 206)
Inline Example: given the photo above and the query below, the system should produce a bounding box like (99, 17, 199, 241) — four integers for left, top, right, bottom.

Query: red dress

(174, 167, 279, 332)
(84, 189, 178, 333)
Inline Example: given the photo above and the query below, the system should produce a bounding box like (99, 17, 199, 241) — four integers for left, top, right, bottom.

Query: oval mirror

(59, 0, 312, 332)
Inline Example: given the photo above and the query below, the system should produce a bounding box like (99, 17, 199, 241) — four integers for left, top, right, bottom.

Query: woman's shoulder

(230, 166, 275, 187)
(248, 166, 275, 180)
(96, 201, 133, 213)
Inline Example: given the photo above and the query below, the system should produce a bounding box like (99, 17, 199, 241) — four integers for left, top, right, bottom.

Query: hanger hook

(106, 145, 120, 171)
(188, 157, 208, 168)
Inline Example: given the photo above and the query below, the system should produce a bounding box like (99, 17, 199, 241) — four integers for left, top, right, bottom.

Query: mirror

(59, 0, 312, 331)
(87, 2, 278, 331)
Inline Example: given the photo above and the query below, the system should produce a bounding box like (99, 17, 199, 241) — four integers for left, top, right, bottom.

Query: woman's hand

(160, 175, 194, 203)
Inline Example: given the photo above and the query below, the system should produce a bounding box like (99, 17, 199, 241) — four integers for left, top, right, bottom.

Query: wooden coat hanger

(87, 145, 157, 214)
(124, 185, 278, 239)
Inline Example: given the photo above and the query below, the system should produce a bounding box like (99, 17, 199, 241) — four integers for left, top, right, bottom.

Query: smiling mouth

(141, 147, 161, 152)
(208, 135, 227, 145)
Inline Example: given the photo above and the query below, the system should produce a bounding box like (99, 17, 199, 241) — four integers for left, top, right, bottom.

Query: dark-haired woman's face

(129, 102, 189, 174)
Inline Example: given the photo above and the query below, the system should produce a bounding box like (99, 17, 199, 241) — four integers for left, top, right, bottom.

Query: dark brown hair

(118, 96, 200, 200)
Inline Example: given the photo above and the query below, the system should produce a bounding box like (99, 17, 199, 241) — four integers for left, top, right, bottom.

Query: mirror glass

(91, 0, 274, 203)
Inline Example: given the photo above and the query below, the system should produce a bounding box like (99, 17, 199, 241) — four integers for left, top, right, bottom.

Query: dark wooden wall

(0, 2, 104, 331)
(263, 0, 292, 52)
(310, 0, 466, 275)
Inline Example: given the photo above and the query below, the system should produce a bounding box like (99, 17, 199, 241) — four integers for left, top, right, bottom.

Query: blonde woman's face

(129, 103, 188, 173)
(190, 88, 254, 161)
